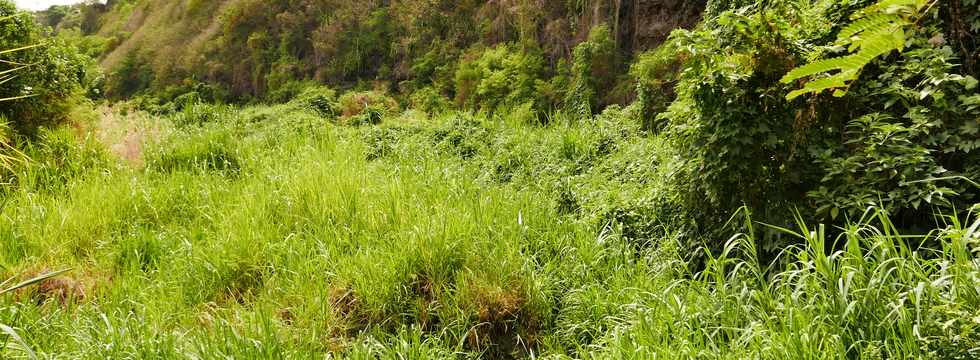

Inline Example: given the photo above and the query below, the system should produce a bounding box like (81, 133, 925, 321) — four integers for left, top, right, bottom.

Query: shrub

(408, 86, 452, 115)
(266, 80, 320, 105)
(0, 2, 88, 136)
(285, 85, 338, 118)
(630, 35, 687, 131)
(146, 126, 242, 174)
(660, 6, 815, 243)
(170, 102, 236, 128)
(656, 0, 979, 251)
(105, 51, 152, 99)
(565, 25, 619, 118)
(9, 126, 112, 193)
(430, 114, 491, 159)
(337, 90, 399, 126)
(453, 44, 546, 113)
(805, 41, 980, 224)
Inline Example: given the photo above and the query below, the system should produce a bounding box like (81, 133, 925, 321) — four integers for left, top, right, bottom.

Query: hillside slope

(52, 0, 706, 100)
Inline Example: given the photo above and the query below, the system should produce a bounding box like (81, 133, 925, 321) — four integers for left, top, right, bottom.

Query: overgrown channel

(1, 0, 978, 358)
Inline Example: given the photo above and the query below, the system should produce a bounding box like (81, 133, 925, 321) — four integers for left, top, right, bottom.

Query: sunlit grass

(0, 103, 976, 358)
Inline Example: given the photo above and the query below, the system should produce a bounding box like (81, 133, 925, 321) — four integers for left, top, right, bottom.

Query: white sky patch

(14, 0, 102, 11)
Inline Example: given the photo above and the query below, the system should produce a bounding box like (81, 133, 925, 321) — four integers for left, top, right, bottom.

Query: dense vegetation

(0, 0, 977, 358)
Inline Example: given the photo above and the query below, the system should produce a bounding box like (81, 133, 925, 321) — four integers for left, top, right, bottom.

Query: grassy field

(0, 101, 977, 359)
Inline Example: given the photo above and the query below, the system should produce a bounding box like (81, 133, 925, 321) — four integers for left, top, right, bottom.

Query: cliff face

(626, 0, 707, 51)
(68, 0, 707, 99)
(537, 0, 706, 60)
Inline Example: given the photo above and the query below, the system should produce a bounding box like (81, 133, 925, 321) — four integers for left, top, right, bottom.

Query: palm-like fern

(0, 13, 38, 103)
(0, 44, 39, 103)
(781, 0, 935, 100)
(0, 13, 38, 175)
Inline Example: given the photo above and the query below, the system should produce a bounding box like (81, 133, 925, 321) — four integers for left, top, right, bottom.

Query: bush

(630, 35, 687, 131)
(565, 25, 619, 118)
(337, 90, 399, 126)
(286, 85, 338, 118)
(655, 0, 979, 252)
(806, 42, 980, 224)
(7, 126, 112, 193)
(105, 51, 153, 99)
(408, 86, 452, 115)
(0, 2, 88, 136)
(430, 114, 491, 159)
(170, 102, 236, 128)
(146, 126, 242, 174)
(266, 80, 320, 105)
(453, 44, 546, 113)
(661, 6, 815, 244)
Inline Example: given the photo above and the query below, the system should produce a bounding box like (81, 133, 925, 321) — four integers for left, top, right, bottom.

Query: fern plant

(0, 13, 39, 103)
(0, 15, 37, 175)
(781, 0, 935, 99)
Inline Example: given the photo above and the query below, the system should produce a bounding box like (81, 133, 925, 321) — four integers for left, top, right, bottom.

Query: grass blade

(0, 324, 38, 360)
(0, 268, 71, 297)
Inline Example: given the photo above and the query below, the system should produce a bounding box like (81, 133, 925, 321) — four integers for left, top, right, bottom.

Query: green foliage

(57, 0, 709, 112)
(4, 0, 980, 356)
(337, 90, 399, 126)
(655, 0, 978, 243)
(286, 84, 338, 118)
(105, 51, 152, 99)
(704, 0, 755, 18)
(630, 35, 687, 131)
(1, 100, 979, 357)
(408, 86, 452, 115)
(170, 102, 235, 127)
(565, 24, 619, 118)
(146, 124, 242, 175)
(265, 80, 320, 105)
(807, 42, 980, 221)
(660, 4, 818, 244)
(0, 2, 88, 136)
(8, 126, 112, 194)
(809, 113, 953, 218)
(1, 268, 70, 358)
(781, 0, 932, 99)
(454, 44, 547, 115)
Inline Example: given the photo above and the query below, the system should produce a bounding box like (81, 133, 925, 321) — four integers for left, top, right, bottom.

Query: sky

(14, 0, 99, 11)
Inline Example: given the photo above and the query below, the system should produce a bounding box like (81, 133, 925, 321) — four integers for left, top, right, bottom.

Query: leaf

(782, 0, 928, 100)
(0, 94, 37, 102)
(837, 13, 901, 42)
(786, 72, 855, 100)
(0, 324, 38, 360)
(0, 269, 70, 296)
(961, 121, 979, 136)
(781, 57, 849, 83)
(963, 76, 978, 90)
(0, 44, 41, 57)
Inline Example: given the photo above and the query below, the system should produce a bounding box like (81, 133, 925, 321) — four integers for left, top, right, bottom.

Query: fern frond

(870, 0, 927, 15)
(781, 57, 849, 83)
(0, 44, 40, 57)
(850, 26, 905, 62)
(782, 25, 901, 84)
(837, 13, 901, 42)
(786, 72, 854, 100)
(783, 0, 931, 101)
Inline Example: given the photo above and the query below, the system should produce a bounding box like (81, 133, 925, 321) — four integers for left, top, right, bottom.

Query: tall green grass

(0, 104, 976, 358)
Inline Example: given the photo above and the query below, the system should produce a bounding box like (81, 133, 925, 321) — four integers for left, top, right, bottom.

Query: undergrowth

(0, 102, 976, 358)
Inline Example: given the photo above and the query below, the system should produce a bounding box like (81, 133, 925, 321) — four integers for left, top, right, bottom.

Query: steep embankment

(74, 0, 706, 99)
